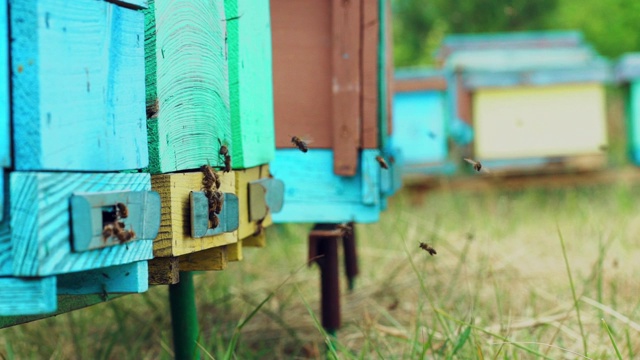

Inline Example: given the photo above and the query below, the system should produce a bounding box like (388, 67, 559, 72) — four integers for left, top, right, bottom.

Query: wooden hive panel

(144, 0, 230, 174)
(10, 0, 148, 171)
(473, 84, 607, 160)
(151, 171, 237, 257)
(10, 172, 155, 277)
(225, 0, 275, 169)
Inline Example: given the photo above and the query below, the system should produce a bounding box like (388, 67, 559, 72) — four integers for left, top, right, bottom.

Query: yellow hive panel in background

(473, 83, 607, 159)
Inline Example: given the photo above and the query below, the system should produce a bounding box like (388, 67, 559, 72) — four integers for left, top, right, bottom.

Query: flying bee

(419, 242, 437, 256)
(116, 202, 129, 219)
(291, 136, 309, 153)
(375, 155, 389, 169)
(463, 158, 489, 173)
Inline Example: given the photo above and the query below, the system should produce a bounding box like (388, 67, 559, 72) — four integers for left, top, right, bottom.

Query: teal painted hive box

(1, 0, 159, 319)
(392, 68, 456, 178)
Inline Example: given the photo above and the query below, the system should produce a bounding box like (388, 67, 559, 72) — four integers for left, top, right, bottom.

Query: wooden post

(309, 224, 342, 334)
(169, 272, 200, 360)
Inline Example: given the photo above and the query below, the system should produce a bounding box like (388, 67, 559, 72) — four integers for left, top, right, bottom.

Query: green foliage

(392, 0, 640, 67)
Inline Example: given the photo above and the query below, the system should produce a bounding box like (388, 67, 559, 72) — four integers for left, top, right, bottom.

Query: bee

(116, 202, 129, 219)
(336, 223, 353, 236)
(102, 223, 115, 242)
(219, 144, 229, 157)
(419, 242, 437, 256)
(223, 153, 231, 173)
(291, 136, 309, 153)
(464, 158, 489, 173)
(213, 190, 224, 214)
(119, 227, 136, 243)
(201, 164, 217, 185)
(253, 217, 265, 236)
(375, 155, 389, 169)
(209, 211, 220, 228)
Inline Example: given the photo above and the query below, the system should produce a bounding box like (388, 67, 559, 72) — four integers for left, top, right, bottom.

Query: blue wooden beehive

(615, 53, 640, 165)
(441, 31, 612, 173)
(1, 0, 160, 319)
(392, 68, 457, 179)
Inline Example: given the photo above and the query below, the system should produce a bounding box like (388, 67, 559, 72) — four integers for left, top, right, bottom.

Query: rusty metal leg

(342, 221, 359, 291)
(309, 224, 341, 335)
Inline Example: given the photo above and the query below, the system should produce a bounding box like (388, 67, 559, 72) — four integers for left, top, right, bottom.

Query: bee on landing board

(419, 242, 437, 256)
(463, 158, 489, 173)
(218, 139, 232, 172)
(375, 155, 389, 169)
(291, 136, 309, 153)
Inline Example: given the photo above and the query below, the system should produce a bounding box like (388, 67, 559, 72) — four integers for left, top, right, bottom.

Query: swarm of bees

(102, 202, 136, 244)
(419, 242, 437, 256)
(375, 155, 389, 169)
(201, 164, 224, 229)
(291, 136, 308, 153)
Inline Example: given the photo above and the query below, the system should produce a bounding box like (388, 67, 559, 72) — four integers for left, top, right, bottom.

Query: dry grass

(3, 180, 640, 359)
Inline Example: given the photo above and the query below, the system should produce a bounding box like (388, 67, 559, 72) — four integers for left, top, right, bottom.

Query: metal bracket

(190, 191, 239, 238)
(248, 178, 285, 221)
(70, 191, 161, 252)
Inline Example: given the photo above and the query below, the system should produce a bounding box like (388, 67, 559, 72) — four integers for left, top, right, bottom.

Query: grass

(2, 179, 640, 358)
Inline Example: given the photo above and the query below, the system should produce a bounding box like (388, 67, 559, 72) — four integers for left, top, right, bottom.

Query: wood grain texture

(151, 171, 237, 257)
(148, 257, 180, 285)
(10, 0, 148, 171)
(235, 165, 273, 240)
(0, 276, 57, 316)
(270, 149, 381, 223)
(271, 0, 333, 149)
(178, 246, 228, 271)
(361, 0, 379, 149)
(377, 0, 390, 149)
(144, 0, 231, 174)
(57, 261, 148, 295)
(226, 0, 275, 169)
(0, 173, 9, 273)
(0, 293, 126, 328)
(10, 172, 154, 277)
(0, 0, 8, 169)
(331, 0, 361, 175)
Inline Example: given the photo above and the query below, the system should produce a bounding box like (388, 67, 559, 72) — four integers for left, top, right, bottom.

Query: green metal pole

(169, 271, 200, 360)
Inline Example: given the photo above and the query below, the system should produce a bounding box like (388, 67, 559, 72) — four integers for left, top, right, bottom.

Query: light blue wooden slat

(57, 261, 148, 295)
(361, 151, 380, 206)
(190, 191, 239, 238)
(0, 276, 57, 316)
(270, 150, 381, 223)
(10, 172, 154, 277)
(10, 0, 148, 171)
(0, 0, 8, 169)
(70, 190, 161, 252)
(446, 47, 598, 71)
(616, 53, 640, 81)
(462, 61, 612, 88)
(0, 293, 126, 328)
(392, 91, 449, 165)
